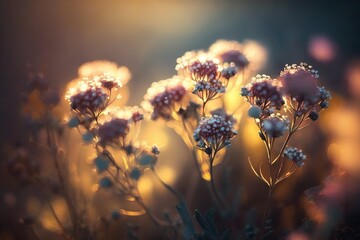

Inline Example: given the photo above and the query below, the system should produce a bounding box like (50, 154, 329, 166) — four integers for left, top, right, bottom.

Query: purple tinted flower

(98, 118, 129, 146)
(144, 78, 188, 120)
(220, 50, 249, 69)
(193, 114, 237, 153)
(243, 75, 284, 110)
(262, 115, 289, 138)
(187, 59, 220, 81)
(280, 69, 318, 101)
(69, 87, 108, 115)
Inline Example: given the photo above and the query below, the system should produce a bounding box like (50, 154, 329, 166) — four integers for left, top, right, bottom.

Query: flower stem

(209, 157, 226, 209)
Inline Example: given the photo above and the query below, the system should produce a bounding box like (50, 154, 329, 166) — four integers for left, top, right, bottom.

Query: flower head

(280, 63, 318, 101)
(176, 52, 221, 81)
(78, 60, 131, 86)
(284, 147, 306, 167)
(98, 118, 129, 146)
(193, 114, 237, 154)
(142, 76, 190, 120)
(176, 52, 229, 102)
(242, 74, 284, 112)
(66, 78, 108, 116)
(261, 115, 289, 138)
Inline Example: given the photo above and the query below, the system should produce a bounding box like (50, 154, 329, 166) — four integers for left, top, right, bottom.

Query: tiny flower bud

(99, 176, 112, 188)
(129, 168, 141, 180)
(308, 111, 319, 121)
(68, 117, 80, 128)
(205, 147, 212, 155)
(111, 210, 121, 220)
(248, 106, 262, 118)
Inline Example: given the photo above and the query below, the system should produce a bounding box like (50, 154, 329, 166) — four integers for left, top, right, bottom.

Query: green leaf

(176, 201, 197, 240)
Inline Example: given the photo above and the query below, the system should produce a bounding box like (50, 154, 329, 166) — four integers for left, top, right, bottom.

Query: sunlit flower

(98, 106, 144, 146)
(209, 40, 249, 70)
(261, 115, 289, 138)
(66, 78, 108, 117)
(280, 63, 318, 101)
(193, 114, 237, 154)
(242, 74, 284, 113)
(98, 118, 129, 146)
(176, 52, 228, 103)
(78, 60, 131, 86)
(142, 76, 190, 120)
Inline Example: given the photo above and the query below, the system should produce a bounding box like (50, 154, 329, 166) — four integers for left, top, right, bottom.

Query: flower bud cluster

(242, 75, 284, 118)
(284, 147, 306, 167)
(142, 76, 189, 120)
(193, 114, 237, 154)
(261, 115, 289, 138)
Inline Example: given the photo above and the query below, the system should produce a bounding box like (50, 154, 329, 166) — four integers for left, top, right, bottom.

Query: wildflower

(97, 74, 122, 90)
(78, 60, 131, 86)
(208, 39, 248, 69)
(219, 50, 249, 69)
(261, 115, 289, 138)
(142, 76, 189, 120)
(66, 78, 108, 117)
(97, 118, 129, 146)
(221, 66, 237, 80)
(242, 75, 284, 111)
(280, 63, 318, 101)
(176, 53, 227, 102)
(284, 147, 306, 167)
(193, 114, 237, 154)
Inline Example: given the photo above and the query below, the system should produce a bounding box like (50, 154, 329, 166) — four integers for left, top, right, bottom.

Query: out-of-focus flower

(242, 40, 268, 72)
(193, 114, 237, 154)
(78, 60, 131, 86)
(280, 63, 318, 101)
(279, 63, 331, 118)
(98, 118, 129, 146)
(308, 36, 337, 62)
(142, 76, 190, 120)
(97, 106, 144, 147)
(66, 77, 108, 117)
(284, 147, 306, 167)
(208, 39, 249, 70)
(261, 115, 289, 138)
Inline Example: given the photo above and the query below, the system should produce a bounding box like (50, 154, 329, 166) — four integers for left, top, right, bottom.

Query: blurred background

(1, 0, 360, 239)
